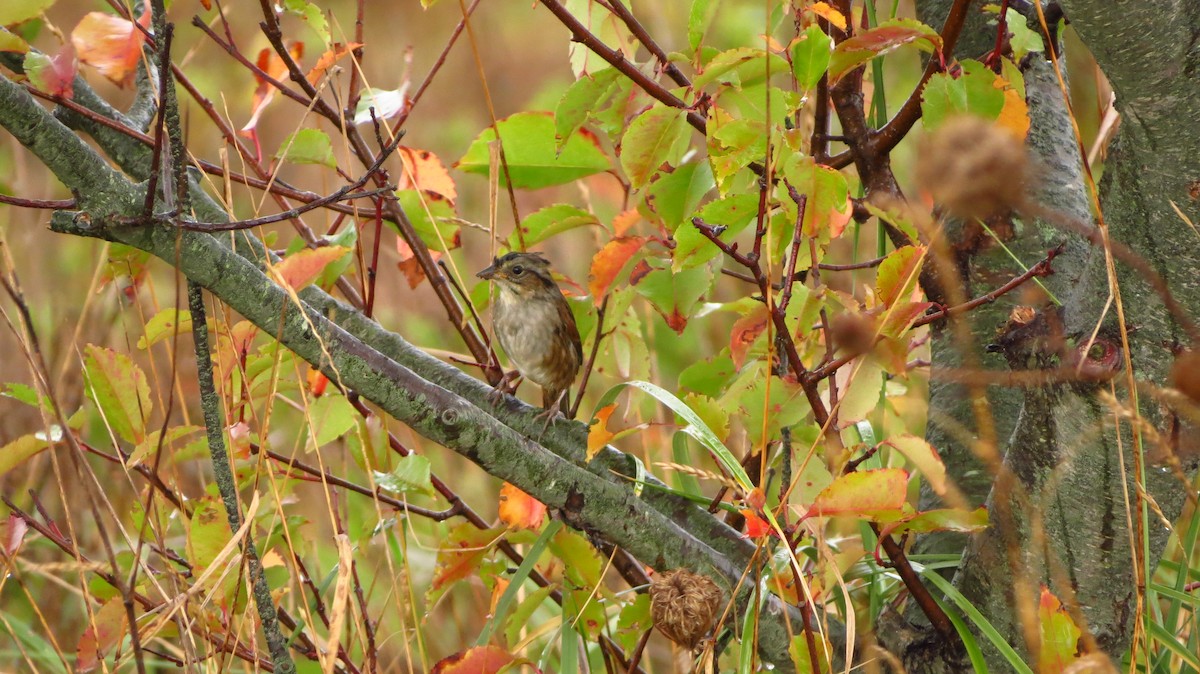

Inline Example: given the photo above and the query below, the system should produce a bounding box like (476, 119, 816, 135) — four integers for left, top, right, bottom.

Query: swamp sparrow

(477, 252, 582, 419)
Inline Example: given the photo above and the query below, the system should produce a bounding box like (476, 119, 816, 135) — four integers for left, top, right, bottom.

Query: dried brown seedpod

(915, 116, 1029, 220)
(649, 569, 724, 650)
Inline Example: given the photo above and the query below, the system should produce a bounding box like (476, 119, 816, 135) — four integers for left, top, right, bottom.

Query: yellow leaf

(808, 2, 847, 31)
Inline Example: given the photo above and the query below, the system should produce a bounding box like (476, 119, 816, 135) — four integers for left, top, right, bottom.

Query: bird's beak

(476, 262, 498, 280)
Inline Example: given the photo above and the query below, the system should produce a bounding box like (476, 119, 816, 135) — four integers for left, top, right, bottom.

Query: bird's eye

(511, 265, 524, 275)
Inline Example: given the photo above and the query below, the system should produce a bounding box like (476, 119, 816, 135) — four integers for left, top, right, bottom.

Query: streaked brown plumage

(477, 252, 582, 417)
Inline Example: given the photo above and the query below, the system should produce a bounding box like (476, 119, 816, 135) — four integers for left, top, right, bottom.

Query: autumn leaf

(274, 246, 350, 291)
(588, 236, 647, 305)
(75, 599, 129, 672)
(1038, 586, 1082, 672)
(396, 146, 457, 204)
(587, 403, 618, 461)
(25, 45, 76, 99)
(242, 43, 305, 135)
(498, 482, 546, 530)
(804, 468, 908, 520)
(306, 41, 361, 85)
(882, 435, 947, 495)
(2, 513, 28, 556)
(741, 510, 773, 538)
(70, 9, 151, 87)
(807, 2, 847, 31)
(432, 645, 532, 674)
(396, 238, 443, 289)
(427, 523, 504, 607)
(729, 306, 769, 369)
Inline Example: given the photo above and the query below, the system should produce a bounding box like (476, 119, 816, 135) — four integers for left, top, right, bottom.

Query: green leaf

(875, 245, 923, 307)
(393, 189, 459, 250)
(374, 453, 433, 495)
(188, 500, 233, 573)
(735, 372, 811, 446)
(317, 220, 358, 288)
(688, 0, 719, 50)
(674, 193, 759, 269)
(591, 381, 754, 493)
(307, 395, 357, 448)
(920, 59, 1006, 130)
(780, 155, 851, 243)
(879, 507, 989, 539)
(503, 585, 555, 648)
(129, 425, 204, 466)
(83, 344, 151, 444)
(549, 527, 604, 589)
(694, 47, 788, 89)
(836, 358, 884, 423)
(706, 110, 767, 192)
(0, 0, 55, 27)
(0, 431, 54, 477)
(804, 468, 908, 519)
(1, 382, 54, 414)
(615, 594, 652, 651)
(829, 18, 940, 82)
(620, 105, 690, 189)
(137, 309, 192, 350)
(631, 264, 712, 334)
(456, 111, 610, 189)
(476, 520, 563, 646)
(282, 0, 329, 45)
(791, 24, 832, 90)
(642, 160, 715, 231)
(0, 27, 30, 53)
(679, 354, 737, 397)
(510, 204, 600, 249)
(681, 392, 730, 442)
(556, 68, 622, 148)
(1005, 8, 1043, 61)
(276, 129, 336, 168)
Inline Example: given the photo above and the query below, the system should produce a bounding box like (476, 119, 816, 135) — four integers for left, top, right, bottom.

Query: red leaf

(498, 482, 546, 530)
(26, 44, 77, 99)
(741, 510, 774, 538)
(729, 307, 769, 369)
(2, 513, 27, 556)
(275, 246, 350, 291)
(307, 367, 329, 397)
(804, 468, 908, 519)
(242, 43, 305, 135)
(588, 236, 646, 305)
(432, 646, 533, 674)
(71, 9, 151, 87)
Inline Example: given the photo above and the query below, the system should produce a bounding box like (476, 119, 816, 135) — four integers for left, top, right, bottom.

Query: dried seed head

(916, 116, 1029, 219)
(649, 569, 724, 650)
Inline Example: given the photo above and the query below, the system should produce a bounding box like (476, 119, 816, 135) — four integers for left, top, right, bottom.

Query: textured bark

(899, 1, 1200, 670)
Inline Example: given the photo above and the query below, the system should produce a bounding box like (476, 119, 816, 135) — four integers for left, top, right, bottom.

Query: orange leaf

(275, 246, 350, 291)
(588, 236, 646, 305)
(804, 468, 908, 519)
(1038, 586, 1082, 672)
(995, 77, 1030, 140)
(430, 524, 502, 592)
(242, 43, 305, 135)
(307, 367, 329, 397)
(432, 646, 531, 674)
(587, 403, 618, 461)
(498, 482, 546, 530)
(76, 599, 129, 673)
(808, 2, 847, 31)
(396, 147, 456, 204)
(741, 510, 773, 538)
(306, 42, 362, 85)
(396, 238, 442, 289)
(729, 306, 769, 369)
(71, 9, 150, 87)
(612, 208, 641, 236)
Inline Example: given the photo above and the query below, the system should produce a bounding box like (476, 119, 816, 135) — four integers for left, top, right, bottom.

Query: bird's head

(476, 251, 557, 298)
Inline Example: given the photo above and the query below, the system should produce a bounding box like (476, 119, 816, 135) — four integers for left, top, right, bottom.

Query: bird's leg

(536, 388, 569, 437)
(488, 370, 522, 404)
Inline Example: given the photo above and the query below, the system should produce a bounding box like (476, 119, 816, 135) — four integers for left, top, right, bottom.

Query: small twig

(0, 194, 75, 209)
(570, 295, 609, 420)
(537, 0, 706, 134)
(624, 628, 653, 674)
(604, 0, 692, 89)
